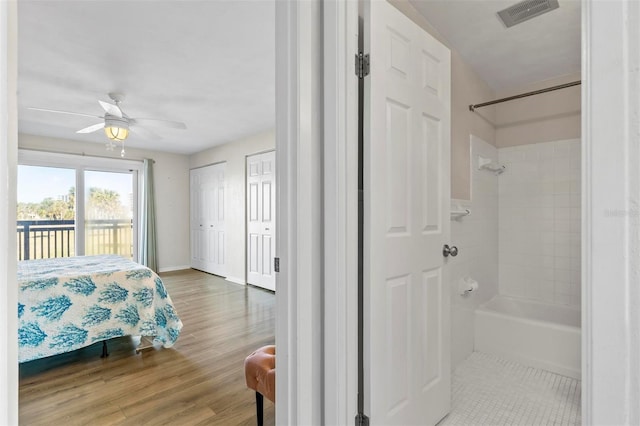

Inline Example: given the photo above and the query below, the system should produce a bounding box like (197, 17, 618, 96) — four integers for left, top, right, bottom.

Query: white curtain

(139, 159, 158, 272)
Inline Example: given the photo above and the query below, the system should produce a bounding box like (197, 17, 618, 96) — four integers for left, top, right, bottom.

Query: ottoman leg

(256, 391, 264, 426)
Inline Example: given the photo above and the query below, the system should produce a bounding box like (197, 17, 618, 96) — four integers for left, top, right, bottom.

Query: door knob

(443, 244, 458, 257)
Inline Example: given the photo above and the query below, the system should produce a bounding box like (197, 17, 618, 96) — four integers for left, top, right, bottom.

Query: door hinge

(355, 413, 370, 426)
(355, 52, 370, 79)
(274, 257, 280, 273)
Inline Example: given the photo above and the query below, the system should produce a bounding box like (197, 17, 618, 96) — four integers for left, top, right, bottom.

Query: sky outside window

(18, 165, 132, 204)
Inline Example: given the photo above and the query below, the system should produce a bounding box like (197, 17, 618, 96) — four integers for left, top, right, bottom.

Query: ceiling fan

(28, 92, 187, 144)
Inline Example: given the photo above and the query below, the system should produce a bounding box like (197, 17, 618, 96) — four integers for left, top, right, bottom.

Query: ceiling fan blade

(76, 122, 105, 134)
(130, 117, 187, 130)
(98, 100, 123, 118)
(27, 107, 103, 119)
(129, 125, 161, 140)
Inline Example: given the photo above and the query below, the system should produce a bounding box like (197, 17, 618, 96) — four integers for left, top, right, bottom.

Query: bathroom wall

(498, 139, 581, 306)
(496, 73, 581, 148)
(494, 73, 582, 306)
(450, 135, 499, 368)
(450, 136, 582, 369)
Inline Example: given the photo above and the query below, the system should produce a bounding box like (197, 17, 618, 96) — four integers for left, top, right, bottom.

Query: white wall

(18, 134, 191, 272)
(499, 139, 581, 306)
(189, 129, 275, 284)
(496, 73, 581, 148)
(1, 0, 19, 423)
(449, 135, 499, 369)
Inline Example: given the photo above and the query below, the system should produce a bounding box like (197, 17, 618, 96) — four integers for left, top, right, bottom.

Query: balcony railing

(17, 219, 133, 261)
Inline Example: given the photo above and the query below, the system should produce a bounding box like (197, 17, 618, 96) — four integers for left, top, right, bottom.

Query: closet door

(246, 151, 276, 291)
(190, 167, 206, 270)
(202, 163, 226, 276)
(190, 163, 226, 277)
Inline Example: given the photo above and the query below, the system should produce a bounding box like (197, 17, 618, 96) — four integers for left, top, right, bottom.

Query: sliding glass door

(17, 165, 76, 260)
(84, 170, 135, 258)
(17, 150, 141, 261)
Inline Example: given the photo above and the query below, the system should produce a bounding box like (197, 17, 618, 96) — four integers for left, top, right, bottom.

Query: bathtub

(475, 295, 581, 379)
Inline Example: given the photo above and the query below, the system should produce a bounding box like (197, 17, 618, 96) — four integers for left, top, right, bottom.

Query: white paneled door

(246, 151, 276, 291)
(190, 163, 226, 277)
(363, 1, 451, 424)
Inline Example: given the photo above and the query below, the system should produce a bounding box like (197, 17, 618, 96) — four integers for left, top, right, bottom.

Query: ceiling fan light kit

(27, 92, 187, 157)
(104, 116, 130, 142)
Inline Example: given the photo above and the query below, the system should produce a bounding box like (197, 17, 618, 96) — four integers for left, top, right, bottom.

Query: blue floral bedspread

(17, 255, 183, 363)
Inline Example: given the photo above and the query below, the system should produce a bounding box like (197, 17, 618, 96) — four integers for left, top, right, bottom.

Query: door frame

(1, 0, 18, 423)
(275, 1, 359, 423)
(275, 0, 324, 423)
(322, 0, 359, 424)
(581, 1, 640, 423)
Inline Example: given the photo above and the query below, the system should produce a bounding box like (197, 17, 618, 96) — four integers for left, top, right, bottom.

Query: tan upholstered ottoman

(244, 345, 275, 425)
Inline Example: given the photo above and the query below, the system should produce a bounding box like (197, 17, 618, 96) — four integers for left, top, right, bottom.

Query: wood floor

(19, 269, 276, 426)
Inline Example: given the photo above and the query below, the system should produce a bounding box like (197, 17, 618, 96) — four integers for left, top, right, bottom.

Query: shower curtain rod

(469, 80, 581, 112)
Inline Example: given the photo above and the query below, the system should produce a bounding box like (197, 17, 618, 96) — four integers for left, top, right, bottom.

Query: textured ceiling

(18, 0, 275, 155)
(410, 0, 581, 91)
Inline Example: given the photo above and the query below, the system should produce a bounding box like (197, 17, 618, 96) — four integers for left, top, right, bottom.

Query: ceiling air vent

(497, 0, 559, 28)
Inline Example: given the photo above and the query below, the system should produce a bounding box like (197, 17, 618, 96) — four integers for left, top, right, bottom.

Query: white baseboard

(158, 265, 191, 273)
(225, 276, 246, 285)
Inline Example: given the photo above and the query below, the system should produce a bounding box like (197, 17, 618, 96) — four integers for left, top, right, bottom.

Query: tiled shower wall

(450, 135, 499, 368)
(498, 139, 581, 307)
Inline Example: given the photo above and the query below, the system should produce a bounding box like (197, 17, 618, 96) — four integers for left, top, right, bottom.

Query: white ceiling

(18, 1, 579, 155)
(18, 0, 275, 155)
(410, 0, 581, 91)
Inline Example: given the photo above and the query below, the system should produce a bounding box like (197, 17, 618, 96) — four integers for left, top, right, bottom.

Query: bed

(17, 254, 183, 363)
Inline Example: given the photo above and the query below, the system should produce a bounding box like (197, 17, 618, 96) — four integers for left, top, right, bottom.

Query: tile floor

(439, 352, 581, 425)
